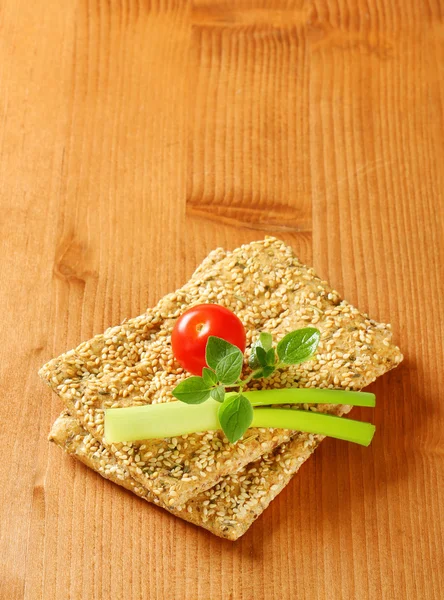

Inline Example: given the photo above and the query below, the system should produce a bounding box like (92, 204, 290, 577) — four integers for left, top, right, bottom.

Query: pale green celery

(244, 388, 375, 407)
(105, 396, 375, 446)
(105, 400, 221, 444)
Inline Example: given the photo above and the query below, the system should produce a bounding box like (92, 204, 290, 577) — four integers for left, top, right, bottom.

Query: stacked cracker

(40, 238, 402, 540)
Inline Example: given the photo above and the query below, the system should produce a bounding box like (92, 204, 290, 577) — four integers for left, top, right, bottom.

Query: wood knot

(53, 234, 97, 284)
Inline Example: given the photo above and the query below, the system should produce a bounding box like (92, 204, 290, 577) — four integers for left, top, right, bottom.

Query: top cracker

(39, 237, 402, 507)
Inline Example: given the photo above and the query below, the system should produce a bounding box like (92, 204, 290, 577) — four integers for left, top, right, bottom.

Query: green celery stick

(244, 388, 375, 407)
(105, 399, 375, 446)
(251, 408, 375, 446)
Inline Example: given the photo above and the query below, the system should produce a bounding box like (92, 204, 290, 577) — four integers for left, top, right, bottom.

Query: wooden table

(1, 1, 443, 599)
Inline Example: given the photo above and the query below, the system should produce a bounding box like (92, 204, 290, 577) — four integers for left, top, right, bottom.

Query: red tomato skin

(171, 304, 246, 376)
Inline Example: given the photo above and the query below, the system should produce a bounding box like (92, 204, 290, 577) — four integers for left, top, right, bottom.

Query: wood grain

(0, 1, 443, 599)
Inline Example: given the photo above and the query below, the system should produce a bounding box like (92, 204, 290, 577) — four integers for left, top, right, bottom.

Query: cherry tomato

(171, 304, 246, 376)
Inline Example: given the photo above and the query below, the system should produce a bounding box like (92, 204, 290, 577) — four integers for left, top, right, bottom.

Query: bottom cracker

(49, 406, 350, 541)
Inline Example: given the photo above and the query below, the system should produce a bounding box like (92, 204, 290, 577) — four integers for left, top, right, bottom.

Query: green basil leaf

(259, 332, 273, 351)
(252, 366, 275, 379)
(249, 341, 262, 369)
(218, 394, 253, 443)
(172, 376, 212, 404)
(255, 346, 268, 367)
(249, 332, 273, 369)
(276, 327, 321, 365)
(210, 385, 225, 403)
(265, 348, 276, 366)
(206, 336, 243, 385)
(216, 357, 243, 385)
(202, 367, 218, 387)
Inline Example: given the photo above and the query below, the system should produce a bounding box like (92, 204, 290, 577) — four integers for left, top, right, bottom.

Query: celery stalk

(105, 398, 375, 446)
(244, 388, 375, 407)
(105, 400, 221, 444)
(251, 409, 375, 446)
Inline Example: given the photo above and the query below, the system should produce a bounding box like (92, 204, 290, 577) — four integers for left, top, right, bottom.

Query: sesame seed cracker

(40, 237, 402, 507)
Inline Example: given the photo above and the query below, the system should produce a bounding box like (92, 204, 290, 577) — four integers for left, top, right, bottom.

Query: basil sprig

(172, 327, 321, 443)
